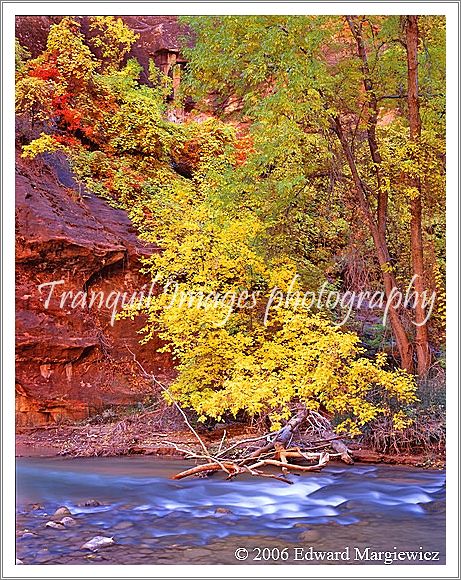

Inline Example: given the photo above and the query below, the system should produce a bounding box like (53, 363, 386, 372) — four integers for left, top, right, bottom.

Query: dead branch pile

(127, 348, 354, 483)
(168, 408, 353, 484)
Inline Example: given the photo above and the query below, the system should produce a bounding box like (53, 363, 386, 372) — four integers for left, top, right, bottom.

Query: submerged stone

(113, 521, 134, 530)
(215, 507, 232, 515)
(79, 499, 102, 507)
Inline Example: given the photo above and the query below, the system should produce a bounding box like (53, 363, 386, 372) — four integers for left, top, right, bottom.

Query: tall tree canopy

(16, 15, 446, 437)
(182, 15, 446, 375)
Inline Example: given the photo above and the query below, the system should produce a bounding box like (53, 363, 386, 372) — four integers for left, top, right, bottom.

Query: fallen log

(321, 430, 354, 464)
(274, 442, 289, 474)
(277, 448, 326, 461)
(172, 461, 241, 480)
(171, 451, 330, 481)
(248, 452, 330, 473)
(244, 409, 308, 462)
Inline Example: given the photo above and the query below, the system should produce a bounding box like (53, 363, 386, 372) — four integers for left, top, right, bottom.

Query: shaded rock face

(16, 152, 174, 428)
(115, 16, 192, 82)
(15, 16, 62, 58)
(15, 16, 191, 82)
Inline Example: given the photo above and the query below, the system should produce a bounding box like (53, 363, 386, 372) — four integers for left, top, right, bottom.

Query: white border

(2, 2, 459, 578)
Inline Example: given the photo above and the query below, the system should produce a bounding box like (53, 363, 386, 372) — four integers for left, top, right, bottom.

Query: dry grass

(361, 365, 446, 455)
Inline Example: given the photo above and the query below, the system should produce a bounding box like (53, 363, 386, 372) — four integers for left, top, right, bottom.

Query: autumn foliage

(16, 15, 446, 439)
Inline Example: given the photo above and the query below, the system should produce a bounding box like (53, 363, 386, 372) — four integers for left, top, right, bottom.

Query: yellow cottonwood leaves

(16, 16, 420, 437)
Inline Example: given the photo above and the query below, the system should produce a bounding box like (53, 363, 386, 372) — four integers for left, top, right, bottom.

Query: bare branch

(172, 461, 241, 480)
(248, 452, 330, 473)
(217, 430, 227, 454)
(125, 345, 210, 457)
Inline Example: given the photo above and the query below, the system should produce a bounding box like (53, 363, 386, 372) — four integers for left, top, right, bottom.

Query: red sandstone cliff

(15, 151, 173, 428)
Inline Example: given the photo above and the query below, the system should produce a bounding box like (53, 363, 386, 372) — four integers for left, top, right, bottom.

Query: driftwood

(245, 409, 308, 462)
(172, 452, 330, 482)
(125, 347, 355, 483)
(166, 409, 353, 482)
(248, 452, 330, 473)
(172, 462, 240, 480)
(168, 414, 354, 482)
(165, 406, 353, 481)
(325, 432, 354, 464)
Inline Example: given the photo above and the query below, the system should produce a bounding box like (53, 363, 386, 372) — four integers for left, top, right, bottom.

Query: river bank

(16, 422, 445, 469)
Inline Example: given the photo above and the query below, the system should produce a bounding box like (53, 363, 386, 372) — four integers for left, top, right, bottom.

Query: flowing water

(16, 456, 445, 565)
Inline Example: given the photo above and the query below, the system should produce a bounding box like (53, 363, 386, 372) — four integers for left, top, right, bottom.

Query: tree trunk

(405, 15, 431, 377)
(346, 16, 387, 240)
(343, 16, 415, 372)
(333, 117, 414, 372)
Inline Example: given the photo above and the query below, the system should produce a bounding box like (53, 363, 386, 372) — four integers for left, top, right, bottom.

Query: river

(16, 457, 445, 565)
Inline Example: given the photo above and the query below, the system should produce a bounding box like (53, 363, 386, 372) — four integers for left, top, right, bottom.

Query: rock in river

(45, 521, 65, 530)
(53, 506, 72, 517)
(81, 536, 115, 551)
(215, 507, 233, 515)
(60, 516, 76, 527)
(79, 499, 102, 507)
